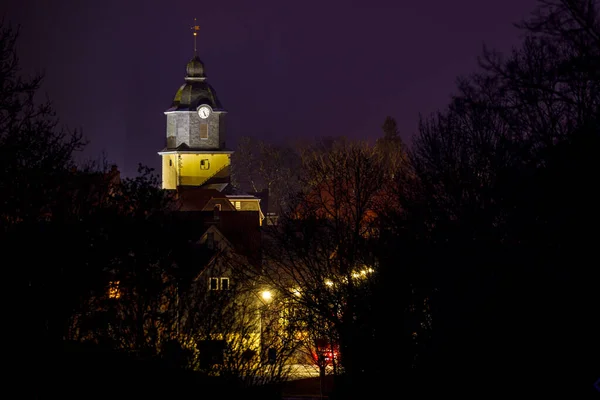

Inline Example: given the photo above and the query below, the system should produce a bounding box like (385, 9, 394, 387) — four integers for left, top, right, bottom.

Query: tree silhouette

(376, 116, 407, 179)
(257, 139, 398, 397)
(230, 136, 301, 214)
(0, 22, 84, 230)
(404, 0, 600, 395)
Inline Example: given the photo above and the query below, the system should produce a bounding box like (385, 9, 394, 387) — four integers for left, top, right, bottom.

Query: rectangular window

(221, 277, 229, 290)
(209, 277, 230, 290)
(233, 201, 241, 210)
(200, 159, 210, 170)
(108, 281, 121, 299)
(200, 123, 208, 139)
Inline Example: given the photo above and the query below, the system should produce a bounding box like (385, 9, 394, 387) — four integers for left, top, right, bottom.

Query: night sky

(3, 0, 537, 178)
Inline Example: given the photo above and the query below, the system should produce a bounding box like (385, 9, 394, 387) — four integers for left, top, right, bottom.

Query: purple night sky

(3, 0, 537, 178)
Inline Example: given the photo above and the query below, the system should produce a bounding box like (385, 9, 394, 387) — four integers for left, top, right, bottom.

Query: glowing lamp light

(108, 281, 121, 299)
(325, 280, 334, 287)
(261, 290, 273, 301)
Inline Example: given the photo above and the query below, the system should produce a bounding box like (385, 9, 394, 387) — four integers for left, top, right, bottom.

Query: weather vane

(191, 18, 200, 56)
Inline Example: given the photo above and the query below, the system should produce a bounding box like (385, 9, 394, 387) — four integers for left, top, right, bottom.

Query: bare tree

(178, 251, 302, 386)
(0, 22, 84, 231)
(258, 139, 387, 393)
(375, 116, 408, 179)
(231, 136, 301, 213)
(404, 0, 600, 394)
(0, 22, 91, 363)
(66, 167, 182, 354)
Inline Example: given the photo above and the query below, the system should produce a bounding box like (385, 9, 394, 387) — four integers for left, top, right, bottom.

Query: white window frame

(208, 277, 230, 290)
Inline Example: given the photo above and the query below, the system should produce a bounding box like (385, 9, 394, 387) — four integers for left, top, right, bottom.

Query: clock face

(198, 106, 210, 119)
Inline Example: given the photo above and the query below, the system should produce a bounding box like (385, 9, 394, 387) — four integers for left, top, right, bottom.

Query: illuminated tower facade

(158, 31, 232, 189)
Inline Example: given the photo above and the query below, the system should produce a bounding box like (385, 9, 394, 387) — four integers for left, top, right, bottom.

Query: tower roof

(167, 55, 224, 112)
(186, 55, 205, 78)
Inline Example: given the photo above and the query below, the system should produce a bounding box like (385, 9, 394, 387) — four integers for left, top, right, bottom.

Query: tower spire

(191, 18, 200, 56)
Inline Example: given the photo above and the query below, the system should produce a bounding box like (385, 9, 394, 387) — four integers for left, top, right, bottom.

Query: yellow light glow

(161, 153, 231, 189)
(261, 290, 273, 301)
(108, 281, 121, 299)
(325, 280, 333, 286)
(291, 288, 301, 296)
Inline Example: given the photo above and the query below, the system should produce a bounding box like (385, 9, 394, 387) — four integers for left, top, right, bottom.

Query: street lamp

(261, 290, 273, 302)
(258, 289, 275, 365)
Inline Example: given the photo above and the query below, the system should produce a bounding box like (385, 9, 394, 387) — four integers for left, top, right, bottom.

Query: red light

(311, 348, 339, 365)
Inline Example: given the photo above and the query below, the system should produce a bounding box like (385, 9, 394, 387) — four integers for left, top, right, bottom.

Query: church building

(158, 46, 265, 226)
(155, 27, 269, 291)
(158, 54, 229, 190)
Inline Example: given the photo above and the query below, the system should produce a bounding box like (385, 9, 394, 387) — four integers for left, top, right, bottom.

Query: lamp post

(259, 290, 273, 364)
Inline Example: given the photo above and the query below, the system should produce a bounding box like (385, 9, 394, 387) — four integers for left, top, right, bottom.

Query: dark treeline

(3, 1, 600, 399)
(403, 0, 600, 396)
(233, 1, 600, 397)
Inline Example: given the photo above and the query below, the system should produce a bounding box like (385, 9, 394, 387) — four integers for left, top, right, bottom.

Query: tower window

(200, 159, 210, 170)
(169, 159, 173, 167)
(200, 123, 208, 139)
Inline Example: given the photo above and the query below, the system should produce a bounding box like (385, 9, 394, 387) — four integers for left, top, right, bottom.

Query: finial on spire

(191, 18, 200, 56)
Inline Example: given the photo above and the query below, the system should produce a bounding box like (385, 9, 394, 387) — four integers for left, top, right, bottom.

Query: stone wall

(166, 110, 224, 150)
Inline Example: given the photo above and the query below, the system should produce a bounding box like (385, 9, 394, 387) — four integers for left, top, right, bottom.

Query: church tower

(158, 31, 232, 190)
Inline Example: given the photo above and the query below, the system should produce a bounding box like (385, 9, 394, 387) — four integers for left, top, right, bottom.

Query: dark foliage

(37, 342, 282, 400)
(399, 0, 600, 396)
(5, 2, 600, 398)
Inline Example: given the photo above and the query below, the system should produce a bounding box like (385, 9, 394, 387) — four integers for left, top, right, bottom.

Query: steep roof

(171, 210, 262, 268)
(166, 56, 224, 112)
(174, 187, 228, 211)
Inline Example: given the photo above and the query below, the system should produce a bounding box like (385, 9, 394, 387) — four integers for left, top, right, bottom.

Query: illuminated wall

(161, 152, 231, 189)
(161, 154, 178, 189)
